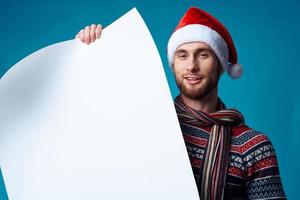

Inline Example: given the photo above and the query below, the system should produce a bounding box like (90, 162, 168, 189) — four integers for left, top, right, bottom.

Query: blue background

(0, 0, 299, 199)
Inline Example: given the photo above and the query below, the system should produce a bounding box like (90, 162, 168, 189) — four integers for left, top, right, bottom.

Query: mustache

(183, 73, 206, 78)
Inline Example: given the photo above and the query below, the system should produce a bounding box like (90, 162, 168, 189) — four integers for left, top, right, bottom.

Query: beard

(175, 74, 219, 100)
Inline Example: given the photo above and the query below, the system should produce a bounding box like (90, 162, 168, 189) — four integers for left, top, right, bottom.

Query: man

(76, 7, 286, 200)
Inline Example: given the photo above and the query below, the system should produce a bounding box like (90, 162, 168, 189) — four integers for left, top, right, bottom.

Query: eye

(176, 52, 188, 60)
(198, 52, 209, 59)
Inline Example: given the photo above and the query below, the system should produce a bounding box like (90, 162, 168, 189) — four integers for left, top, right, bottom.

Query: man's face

(173, 42, 222, 100)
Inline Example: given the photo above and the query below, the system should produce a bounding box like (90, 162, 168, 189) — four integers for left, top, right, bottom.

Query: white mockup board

(0, 8, 199, 200)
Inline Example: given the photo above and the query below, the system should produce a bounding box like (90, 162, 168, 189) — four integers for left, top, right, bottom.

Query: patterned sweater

(179, 122, 286, 199)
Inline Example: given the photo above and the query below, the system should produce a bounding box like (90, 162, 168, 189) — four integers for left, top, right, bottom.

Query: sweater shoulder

(230, 125, 273, 155)
(231, 124, 252, 137)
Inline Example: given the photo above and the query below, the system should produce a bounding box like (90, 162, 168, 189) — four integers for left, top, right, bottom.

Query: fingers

(90, 24, 96, 43)
(84, 26, 91, 45)
(75, 24, 103, 45)
(95, 24, 102, 39)
(76, 29, 85, 43)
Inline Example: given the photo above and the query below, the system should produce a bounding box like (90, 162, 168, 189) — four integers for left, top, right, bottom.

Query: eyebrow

(175, 47, 213, 55)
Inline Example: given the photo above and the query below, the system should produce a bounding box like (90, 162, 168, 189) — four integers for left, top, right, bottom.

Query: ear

(217, 63, 224, 76)
(170, 63, 175, 73)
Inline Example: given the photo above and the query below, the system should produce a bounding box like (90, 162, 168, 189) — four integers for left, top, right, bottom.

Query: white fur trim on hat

(167, 24, 229, 71)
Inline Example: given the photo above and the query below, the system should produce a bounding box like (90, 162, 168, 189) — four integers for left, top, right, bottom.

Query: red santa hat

(167, 7, 243, 79)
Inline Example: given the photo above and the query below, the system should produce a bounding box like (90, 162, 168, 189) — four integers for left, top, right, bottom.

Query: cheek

(173, 68, 182, 80)
(204, 60, 219, 75)
(173, 63, 184, 75)
(173, 67, 184, 83)
(174, 59, 189, 70)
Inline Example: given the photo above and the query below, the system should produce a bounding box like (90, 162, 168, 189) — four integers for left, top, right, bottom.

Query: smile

(184, 76, 203, 85)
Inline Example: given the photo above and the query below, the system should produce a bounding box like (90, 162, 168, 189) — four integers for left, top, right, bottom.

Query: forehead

(176, 42, 212, 52)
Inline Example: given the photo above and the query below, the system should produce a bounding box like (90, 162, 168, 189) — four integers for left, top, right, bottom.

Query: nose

(186, 56, 199, 72)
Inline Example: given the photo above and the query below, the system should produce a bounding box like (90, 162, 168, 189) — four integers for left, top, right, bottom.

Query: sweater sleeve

(242, 131, 286, 200)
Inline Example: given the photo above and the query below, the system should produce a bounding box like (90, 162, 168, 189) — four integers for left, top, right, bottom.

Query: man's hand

(75, 24, 103, 45)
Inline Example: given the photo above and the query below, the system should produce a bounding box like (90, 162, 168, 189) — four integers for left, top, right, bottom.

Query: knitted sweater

(179, 121, 286, 199)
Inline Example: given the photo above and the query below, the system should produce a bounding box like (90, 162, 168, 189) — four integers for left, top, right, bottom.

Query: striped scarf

(174, 96, 244, 200)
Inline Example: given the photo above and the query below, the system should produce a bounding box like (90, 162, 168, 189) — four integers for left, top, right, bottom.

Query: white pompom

(227, 63, 243, 79)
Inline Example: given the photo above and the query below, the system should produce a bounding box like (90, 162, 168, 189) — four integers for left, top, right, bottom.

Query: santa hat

(167, 7, 243, 79)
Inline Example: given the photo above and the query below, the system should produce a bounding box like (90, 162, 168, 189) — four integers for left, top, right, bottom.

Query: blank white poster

(0, 8, 199, 200)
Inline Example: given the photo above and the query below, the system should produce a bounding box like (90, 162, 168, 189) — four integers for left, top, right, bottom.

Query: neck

(180, 87, 219, 113)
